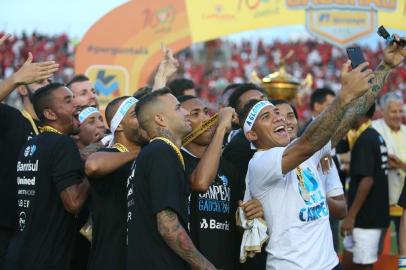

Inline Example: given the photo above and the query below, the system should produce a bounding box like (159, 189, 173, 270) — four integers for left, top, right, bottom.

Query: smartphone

(377, 25, 406, 46)
(346, 47, 366, 69)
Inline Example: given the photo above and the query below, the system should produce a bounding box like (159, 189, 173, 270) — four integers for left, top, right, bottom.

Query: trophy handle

(251, 70, 262, 84)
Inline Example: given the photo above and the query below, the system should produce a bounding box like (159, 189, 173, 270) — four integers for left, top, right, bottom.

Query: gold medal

(296, 166, 310, 201)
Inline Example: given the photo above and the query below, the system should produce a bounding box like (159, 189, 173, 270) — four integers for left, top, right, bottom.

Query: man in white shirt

(240, 39, 405, 270)
(372, 91, 406, 244)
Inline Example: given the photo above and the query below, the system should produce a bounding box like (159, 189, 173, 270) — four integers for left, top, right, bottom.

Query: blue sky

(0, 0, 127, 38)
(1, 0, 405, 48)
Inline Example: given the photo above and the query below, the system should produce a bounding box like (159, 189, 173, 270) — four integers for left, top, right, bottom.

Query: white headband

(243, 100, 273, 134)
(79, 107, 101, 124)
(110, 97, 138, 134)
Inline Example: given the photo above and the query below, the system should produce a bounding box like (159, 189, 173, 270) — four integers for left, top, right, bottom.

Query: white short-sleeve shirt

(318, 159, 344, 197)
(245, 142, 338, 270)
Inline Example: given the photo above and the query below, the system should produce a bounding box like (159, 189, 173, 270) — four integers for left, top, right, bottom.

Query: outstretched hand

(339, 60, 375, 104)
(383, 34, 406, 68)
(12, 52, 59, 85)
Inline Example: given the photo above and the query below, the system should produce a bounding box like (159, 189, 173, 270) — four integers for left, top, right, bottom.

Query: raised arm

(152, 46, 179, 90)
(85, 151, 139, 178)
(0, 52, 59, 102)
(157, 209, 217, 270)
(330, 37, 406, 146)
(189, 107, 235, 192)
(281, 61, 374, 174)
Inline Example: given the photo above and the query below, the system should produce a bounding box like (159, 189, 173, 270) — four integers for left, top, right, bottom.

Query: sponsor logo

(17, 176, 36, 186)
(86, 65, 129, 107)
(201, 4, 236, 20)
(286, 0, 398, 48)
(200, 218, 230, 231)
(238, 0, 281, 18)
(18, 199, 30, 208)
(23, 145, 36, 157)
(19, 211, 26, 231)
(17, 160, 39, 172)
(143, 4, 176, 33)
(18, 189, 35, 196)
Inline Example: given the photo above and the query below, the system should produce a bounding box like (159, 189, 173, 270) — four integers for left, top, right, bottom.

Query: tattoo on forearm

(302, 96, 348, 151)
(330, 62, 392, 146)
(157, 210, 215, 270)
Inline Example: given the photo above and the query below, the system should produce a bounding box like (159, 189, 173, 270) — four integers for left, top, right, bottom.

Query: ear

(245, 130, 258, 142)
(153, 114, 166, 128)
(17, 85, 28, 96)
(43, 108, 57, 121)
(116, 123, 124, 132)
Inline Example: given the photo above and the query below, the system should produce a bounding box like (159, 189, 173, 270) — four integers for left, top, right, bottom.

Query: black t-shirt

(222, 129, 255, 194)
(0, 104, 39, 231)
(127, 140, 190, 270)
(222, 130, 267, 270)
(8, 132, 84, 270)
(88, 148, 132, 270)
(348, 128, 389, 228)
(182, 149, 240, 270)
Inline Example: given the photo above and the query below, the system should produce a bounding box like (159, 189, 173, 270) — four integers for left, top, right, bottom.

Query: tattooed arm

(331, 37, 406, 146)
(281, 61, 374, 174)
(157, 210, 216, 270)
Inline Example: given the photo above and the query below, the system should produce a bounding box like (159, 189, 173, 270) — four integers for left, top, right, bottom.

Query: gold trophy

(252, 50, 307, 101)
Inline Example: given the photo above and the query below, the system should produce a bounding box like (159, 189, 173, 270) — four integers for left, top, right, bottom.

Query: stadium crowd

(0, 30, 406, 270)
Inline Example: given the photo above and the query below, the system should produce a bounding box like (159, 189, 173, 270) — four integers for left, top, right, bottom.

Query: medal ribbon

(151, 137, 185, 170)
(40, 125, 62, 134)
(113, 143, 129, 153)
(20, 110, 40, 135)
(182, 113, 219, 146)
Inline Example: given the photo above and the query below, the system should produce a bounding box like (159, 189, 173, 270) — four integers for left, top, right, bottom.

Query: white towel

(236, 207, 269, 263)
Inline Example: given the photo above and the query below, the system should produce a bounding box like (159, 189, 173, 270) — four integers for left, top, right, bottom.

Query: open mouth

(73, 111, 79, 121)
(286, 126, 294, 132)
(274, 125, 288, 137)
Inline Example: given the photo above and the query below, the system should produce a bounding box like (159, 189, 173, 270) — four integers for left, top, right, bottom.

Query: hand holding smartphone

(346, 47, 366, 69)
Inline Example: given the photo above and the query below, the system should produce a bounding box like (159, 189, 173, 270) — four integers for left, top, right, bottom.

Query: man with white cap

(85, 96, 148, 270)
(240, 40, 406, 270)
